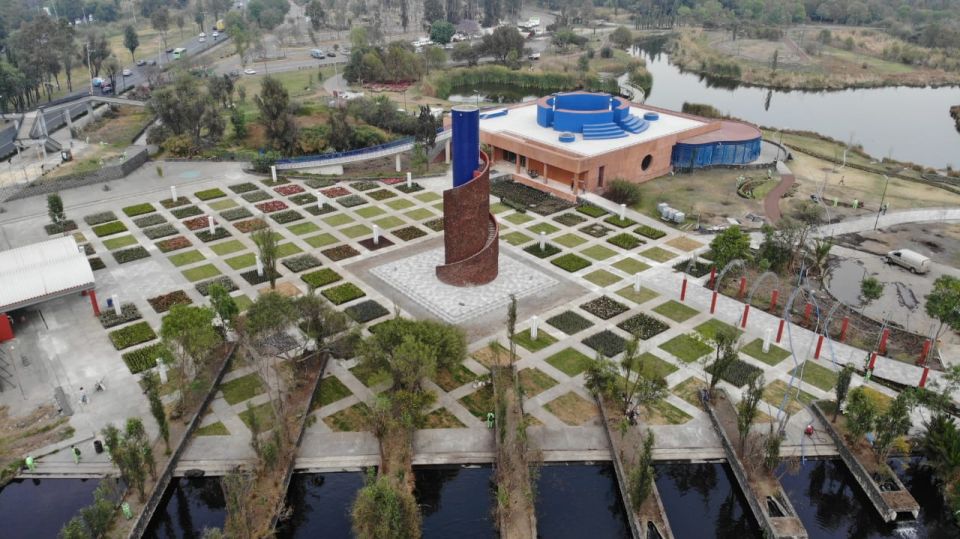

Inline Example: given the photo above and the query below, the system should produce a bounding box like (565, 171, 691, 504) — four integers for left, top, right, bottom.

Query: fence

(276, 128, 449, 169)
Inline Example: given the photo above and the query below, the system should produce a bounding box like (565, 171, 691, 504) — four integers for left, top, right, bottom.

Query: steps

(582, 122, 627, 140)
(619, 114, 650, 134)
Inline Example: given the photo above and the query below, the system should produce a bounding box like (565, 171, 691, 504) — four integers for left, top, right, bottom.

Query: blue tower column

(451, 105, 480, 187)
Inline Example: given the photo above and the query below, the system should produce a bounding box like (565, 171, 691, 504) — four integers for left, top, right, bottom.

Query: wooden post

(680, 277, 688, 302)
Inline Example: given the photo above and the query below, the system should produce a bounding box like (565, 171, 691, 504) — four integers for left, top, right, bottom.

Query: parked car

(122, 68, 132, 76)
(198, 36, 206, 42)
(884, 249, 931, 274)
(212, 31, 219, 38)
(244, 68, 257, 75)
(199, 32, 206, 37)
(100, 83, 113, 94)
(310, 49, 324, 58)
(135, 59, 146, 66)
(326, 51, 336, 57)
(91, 77, 104, 87)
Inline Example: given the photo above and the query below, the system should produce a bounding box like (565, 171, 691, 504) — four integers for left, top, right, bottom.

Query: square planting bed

(322, 283, 366, 305)
(290, 193, 318, 205)
(305, 178, 336, 189)
(255, 200, 289, 213)
(240, 268, 281, 286)
(576, 204, 608, 218)
(344, 300, 390, 323)
(134, 214, 166, 228)
(607, 233, 645, 250)
(321, 245, 361, 261)
(93, 221, 128, 237)
(551, 253, 591, 272)
(220, 207, 253, 221)
(195, 276, 239, 296)
(579, 223, 611, 238)
(160, 197, 192, 209)
(582, 330, 627, 357)
(234, 218, 268, 233)
(320, 186, 351, 198)
(147, 290, 193, 313)
(241, 191, 272, 203)
(301, 268, 342, 288)
(156, 236, 192, 253)
(366, 189, 396, 200)
(617, 313, 670, 340)
(171, 206, 203, 219)
(270, 210, 304, 224)
(113, 246, 150, 264)
(122, 203, 155, 217)
(108, 321, 157, 350)
(83, 211, 118, 226)
(274, 184, 305, 196)
(229, 182, 259, 193)
(580, 296, 628, 320)
(523, 243, 560, 258)
(282, 254, 322, 273)
(392, 226, 427, 241)
(358, 237, 395, 251)
(195, 229, 232, 243)
(143, 224, 178, 240)
(194, 188, 227, 201)
(546, 311, 594, 335)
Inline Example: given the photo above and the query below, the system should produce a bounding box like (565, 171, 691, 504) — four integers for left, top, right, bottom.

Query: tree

(480, 25, 524, 63)
(195, 6, 206, 33)
(251, 227, 280, 289)
(295, 289, 350, 362)
(708, 225, 751, 270)
(424, 45, 447, 70)
(306, 0, 325, 30)
(844, 386, 876, 442)
(148, 74, 226, 148)
(808, 238, 833, 277)
(619, 336, 667, 416)
(628, 429, 655, 510)
(705, 328, 739, 397)
(584, 352, 618, 398)
(327, 107, 354, 152)
(873, 392, 914, 462)
(771, 49, 779, 72)
(833, 364, 854, 422)
(255, 77, 299, 154)
(151, 8, 171, 50)
(59, 516, 89, 539)
(860, 276, 884, 309)
(352, 470, 420, 539)
(736, 375, 764, 453)
(357, 317, 467, 391)
(925, 275, 960, 356)
(209, 283, 239, 334)
(142, 373, 170, 452)
(414, 105, 440, 149)
(102, 419, 152, 501)
(225, 12, 256, 66)
(210, 0, 232, 19)
(610, 26, 632, 49)
(123, 25, 140, 62)
(160, 304, 221, 408)
(506, 294, 517, 365)
(451, 42, 479, 65)
(230, 108, 247, 140)
(430, 20, 455, 44)
(175, 13, 186, 39)
(47, 193, 65, 225)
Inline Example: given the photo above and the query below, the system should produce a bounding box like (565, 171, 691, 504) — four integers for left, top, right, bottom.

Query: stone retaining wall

(3, 145, 149, 202)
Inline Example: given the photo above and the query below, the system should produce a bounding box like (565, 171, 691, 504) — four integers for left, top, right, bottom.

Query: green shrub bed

(196, 276, 239, 296)
(523, 243, 561, 258)
(305, 178, 336, 189)
(607, 233, 644, 250)
(108, 321, 157, 350)
(345, 300, 389, 323)
(546, 311, 594, 334)
(366, 189, 396, 201)
(583, 330, 627, 357)
(604, 215, 636, 228)
(553, 212, 587, 226)
(147, 290, 193, 313)
(579, 223, 611, 238)
(88, 257, 105, 271)
(636, 225, 666, 239)
(113, 246, 150, 264)
(576, 204, 607, 218)
(301, 268, 342, 288)
(706, 359, 763, 387)
(171, 206, 203, 219)
(195, 228, 232, 242)
(282, 254, 322, 272)
(220, 208, 253, 221)
(551, 253, 591, 272)
(261, 177, 290, 186)
(143, 224, 178, 240)
(337, 195, 367, 208)
(322, 283, 366, 305)
(84, 211, 118, 225)
(617, 313, 669, 340)
(304, 203, 336, 216)
(122, 203, 155, 217)
(98, 303, 142, 329)
(241, 191, 272, 203)
(134, 214, 166, 228)
(392, 226, 426, 241)
(491, 180, 574, 215)
(580, 296, 628, 320)
(424, 218, 444, 231)
(44, 220, 78, 235)
(93, 221, 128, 237)
(270, 209, 304, 224)
(239, 268, 281, 285)
(396, 182, 423, 193)
(194, 188, 227, 200)
(350, 181, 378, 191)
(229, 182, 259, 193)
(289, 193, 318, 205)
(321, 245, 360, 261)
(121, 343, 173, 374)
(160, 197, 191, 209)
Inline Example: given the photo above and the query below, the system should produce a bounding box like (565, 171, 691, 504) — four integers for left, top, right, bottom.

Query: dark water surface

(143, 476, 225, 538)
(415, 465, 496, 538)
(535, 463, 632, 538)
(0, 477, 100, 537)
(655, 462, 762, 538)
(276, 472, 364, 538)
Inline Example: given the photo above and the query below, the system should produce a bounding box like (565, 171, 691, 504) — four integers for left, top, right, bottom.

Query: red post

(769, 289, 779, 312)
(738, 277, 747, 299)
(839, 317, 849, 342)
(878, 328, 890, 356)
(680, 277, 688, 302)
(868, 352, 877, 371)
(741, 305, 750, 328)
(776, 319, 785, 343)
(919, 367, 930, 388)
(708, 266, 717, 289)
(814, 335, 824, 359)
(918, 339, 932, 366)
(803, 302, 813, 326)
(89, 290, 100, 316)
(710, 291, 718, 314)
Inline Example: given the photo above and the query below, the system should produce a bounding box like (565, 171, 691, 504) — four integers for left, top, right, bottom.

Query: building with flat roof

(477, 91, 762, 200)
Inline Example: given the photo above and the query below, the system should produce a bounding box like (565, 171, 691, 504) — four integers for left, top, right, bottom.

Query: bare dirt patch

(544, 392, 600, 426)
(0, 405, 73, 479)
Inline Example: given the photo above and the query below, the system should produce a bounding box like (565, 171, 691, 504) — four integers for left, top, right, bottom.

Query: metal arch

(746, 271, 780, 305)
(684, 256, 707, 276)
(819, 300, 847, 369)
(713, 259, 747, 292)
(776, 280, 829, 423)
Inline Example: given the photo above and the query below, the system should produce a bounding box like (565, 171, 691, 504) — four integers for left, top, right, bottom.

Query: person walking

(72, 445, 81, 464)
(79, 387, 87, 405)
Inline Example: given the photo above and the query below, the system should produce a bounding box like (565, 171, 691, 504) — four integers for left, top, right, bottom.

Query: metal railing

(276, 128, 450, 169)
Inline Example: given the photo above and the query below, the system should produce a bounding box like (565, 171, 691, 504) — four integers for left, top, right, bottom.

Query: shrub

(84, 211, 118, 225)
(121, 343, 173, 374)
(366, 189, 396, 201)
(524, 243, 561, 258)
(350, 181, 378, 191)
(604, 215, 637, 228)
(301, 268, 342, 288)
(195, 228, 232, 242)
(551, 253, 591, 272)
(98, 303, 142, 329)
(251, 152, 279, 173)
(635, 225, 666, 239)
(241, 191, 272, 203)
(345, 300, 390, 323)
(706, 359, 762, 387)
(239, 268, 281, 285)
(547, 311, 594, 334)
(393, 226, 426, 241)
(183, 216, 212, 231)
(143, 223, 178, 239)
(89, 257, 105, 271)
(147, 290, 193, 313)
(580, 223, 611, 237)
(92, 221, 128, 237)
(108, 321, 157, 350)
(160, 197, 191, 209)
(337, 195, 367, 207)
(321, 245, 360, 261)
(171, 205, 203, 219)
(553, 212, 587, 226)
(122, 203, 155, 217)
(580, 296, 628, 320)
(81, 243, 95, 255)
(113, 246, 150, 264)
(282, 254, 322, 272)
(424, 218, 444, 231)
(196, 276, 239, 296)
(229, 182, 259, 193)
(255, 200, 289, 213)
(321, 186, 351, 198)
(491, 180, 574, 215)
(220, 207, 253, 221)
(607, 233, 644, 250)
(289, 193, 318, 205)
(194, 188, 227, 201)
(270, 209, 304, 224)
(234, 218, 268, 233)
(322, 283, 365, 305)
(156, 236, 192, 252)
(44, 220, 78, 235)
(396, 182, 423, 193)
(672, 258, 712, 277)
(604, 179, 643, 206)
(330, 333, 360, 359)
(576, 204, 608, 218)
(134, 214, 166, 228)
(583, 330, 627, 357)
(617, 313, 669, 340)
(273, 184, 305, 196)
(305, 178, 336, 189)
(304, 203, 336, 216)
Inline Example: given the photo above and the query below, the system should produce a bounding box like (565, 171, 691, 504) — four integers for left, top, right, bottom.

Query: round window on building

(641, 154, 653, 171)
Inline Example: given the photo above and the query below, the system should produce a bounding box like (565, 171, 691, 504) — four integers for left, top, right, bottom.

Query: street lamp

(873, 174, 889, 231)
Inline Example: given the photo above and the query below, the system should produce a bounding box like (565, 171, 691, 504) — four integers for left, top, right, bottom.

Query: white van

(884, 249, 931, 274)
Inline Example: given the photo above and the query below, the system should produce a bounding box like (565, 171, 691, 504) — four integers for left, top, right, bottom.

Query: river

(634, 46, 960, 170)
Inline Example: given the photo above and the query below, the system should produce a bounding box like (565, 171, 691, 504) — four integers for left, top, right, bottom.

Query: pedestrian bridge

(275, 129, 452, 170)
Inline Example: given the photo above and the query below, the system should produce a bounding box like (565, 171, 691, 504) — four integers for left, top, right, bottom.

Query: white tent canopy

(0, 236, 95, 312)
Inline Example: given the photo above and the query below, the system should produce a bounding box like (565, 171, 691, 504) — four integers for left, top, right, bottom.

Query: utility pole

(86, 40, 94, 95)
(874, 175, 889, 230)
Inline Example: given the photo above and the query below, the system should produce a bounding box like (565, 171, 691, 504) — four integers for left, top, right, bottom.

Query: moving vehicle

(243, 68, 257, 75)
(326, 51, 335, 57)
(215, 19, 226, 32)
(122, 68, 132, 76)
(135, 59, 146, 66)
(100, 83, 113, 94)
(198, 36, 206, 43)
(528, 52, 541, 60)
(172, 47, 187, 59)
(310, 49, 324, 58)
(199, 32, 206, 37)
(884, 249, 931, 274)
(91, 77, 103, 87)
(212, 31, 219, 38)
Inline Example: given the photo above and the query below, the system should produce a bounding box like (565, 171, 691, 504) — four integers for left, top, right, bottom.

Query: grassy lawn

(694, 319, 742, 342)
(666, 236, 703, 252)
(741, 339, 791, 366)
(288, 222, 320, 235)
(210, 239, 246, 256)
(673, 377, 708, 408)
(640, 247, 678, 263)
(340, 224, 371, 239)
(584, 269, 622, 287)
(553, 233, 588, 248)
(169, 250, 206, 267)
(239, 402, 276, 431)
(504, 212, 535, 225)
(861, 386, 894, 413)
(103, 235, 138, 250)
(612, 257, 650, 274)
(639, 399, 693, 425)
(414, 192, 441, 203)
(225, 253, 256, 270)
(580, 245, 618, 261)
(350, 362, 391, 388)
(628, 352, 679, 379)
(545, 392, 599, 426)
(518, 368, 558, 397)
(513, 328, 558, 352)
(276, 243, 303, 257)
(459, 385, 494, 419)
(312, 375, 353, 409)
(404, 208, 434, 220)
(528, 222, 560, 235)
(545, 347, 593, 377)
(373, 216, 405, 230)
(323, 402, 370, 432)
(208, 199, 238, 211)
(386, 198, 415, 211)
(182, 264, 221, 282)
(762, 379, 818, 415)
(234, 294, 253, 312)
(220, 373, 266, 405)
(305, 233, 338, 248)
(354, 206, 385, 218)
(653, 300, 700, 322)
(323, 213, 354, 227)
(660, 334, 712, 363)
(424, 408, 466, 428)
(501, 231, 533, 246)
(616, 285, 659, 305)
(196, 422, 230, 436)
(435, 364, 479, 392)
(790, 361, 838, 392)
(490, 202, 510, 214)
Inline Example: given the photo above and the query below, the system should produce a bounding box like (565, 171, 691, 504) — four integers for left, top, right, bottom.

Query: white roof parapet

(0, 236, 95, 312)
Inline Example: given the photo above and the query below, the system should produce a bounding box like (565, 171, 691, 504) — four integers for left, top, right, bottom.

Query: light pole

(873, 174, 889, 231)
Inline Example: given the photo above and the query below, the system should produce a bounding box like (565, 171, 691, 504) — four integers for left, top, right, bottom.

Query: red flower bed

(320, 187, 351, 198)
(147, 290, 193, 313)
(156, 236, 192, 253)
(255, 200, 289, 213)
(234, 218, 268, 233)
(183, 216, 213, 231)
(381, 177, 405, 185)
(274, 184, 305, 196)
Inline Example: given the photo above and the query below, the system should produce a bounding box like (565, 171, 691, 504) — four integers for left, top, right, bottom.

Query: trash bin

(93, 440, 104, 454)
(106, 298, 114, 309)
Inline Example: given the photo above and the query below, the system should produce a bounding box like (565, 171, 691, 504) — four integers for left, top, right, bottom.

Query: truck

(172, 47, 187, 60)
(215, 19, 226, 32)
(884, 249, 931, 274)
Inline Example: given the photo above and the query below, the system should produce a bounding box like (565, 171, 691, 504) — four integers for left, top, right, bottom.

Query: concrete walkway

(816, 207, 960, 237)
(763, 161, 795, 224)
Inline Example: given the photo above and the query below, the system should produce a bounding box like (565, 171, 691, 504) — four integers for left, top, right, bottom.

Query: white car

(199, 32, 206, 37)
(122, 68, 132, 76)
(199, 36, 206, 42)
(212, 31, 219, 38)
(243, 68, 257, 75)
